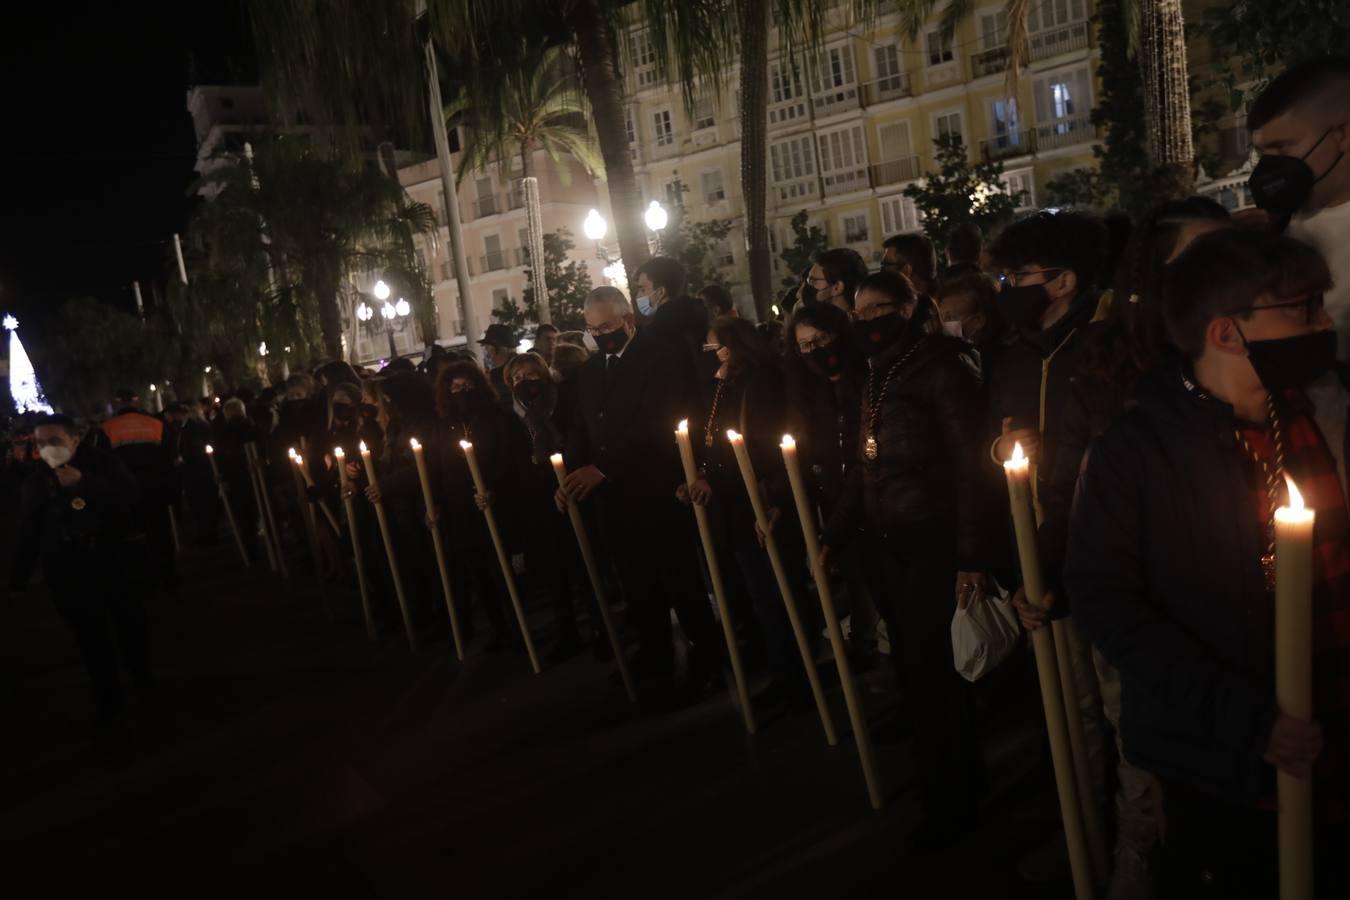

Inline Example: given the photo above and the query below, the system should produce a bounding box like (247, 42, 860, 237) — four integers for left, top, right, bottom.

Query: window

(818, 124, 869, 193)
(653, 107, 675, 147)
(1034, 66, 1092, 132)
(878, 120, 913, 160)
(880, 195, 921, 234)
(715, 238, 735, 267)
(692, 93, 716, 130)
(517, 228, 530, 262)
(1002, 169, 1036, 208)
(702, 169, 726, 204)
(475, 176, 493, 199)
(630, 29, 660, 88)
(484, 234, 502, 254)
(475, 176, 497, 216)
(842, 213, 869, 245)
(874, 44, 903, 91)
(770, 135, 817, 200)
(979, 10, 1009, 50)
(491, 287, 512, 309)
(813, 44, 857, 92)
(770, 58, 805, 103)
(624, 107, 637, 144)
(990, 98, 1021, 147)
(935, 111, 964, 145)
(663, 179, 683, 208)
(1028, 0, 1087, 33)
(925, 29, 954, 66)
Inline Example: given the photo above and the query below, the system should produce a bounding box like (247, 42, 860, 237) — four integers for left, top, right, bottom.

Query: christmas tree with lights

(4, 314, 53, 414)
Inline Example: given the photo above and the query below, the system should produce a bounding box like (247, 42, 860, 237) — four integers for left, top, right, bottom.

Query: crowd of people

(7, 58, 1350, 899)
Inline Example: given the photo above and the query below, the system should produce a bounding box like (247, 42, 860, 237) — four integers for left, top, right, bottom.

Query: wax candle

(409, 437, 437, 516)
(332, 444, 375, 640)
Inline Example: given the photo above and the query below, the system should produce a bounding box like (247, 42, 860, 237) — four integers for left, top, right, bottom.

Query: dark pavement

(0, 541, 1075, 899)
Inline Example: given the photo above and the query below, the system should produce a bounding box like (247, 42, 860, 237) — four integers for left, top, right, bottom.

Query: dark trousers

(731, 515, 814, 686)
(48, 550, 152, 724)
(1158, 780, 1350, 899)
(138, 500, 177, 582)
(184, 463, 219, 543)
(448, 540, 510, 640)
(598, 489, 718, 667)
(873, 528, 982, 825)
(521, 499, 592, 642)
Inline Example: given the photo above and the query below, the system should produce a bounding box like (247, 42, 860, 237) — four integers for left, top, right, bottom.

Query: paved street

(1, 541, 1072, 899)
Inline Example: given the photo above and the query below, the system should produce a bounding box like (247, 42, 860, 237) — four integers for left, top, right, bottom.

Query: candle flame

(409, 437, 421, 450)
(781, 434, 796, 450)
(287, 447, 298, 460)
(294, 454, 304, 466)
(726, 429, 742, 442)
(359, 441, 369, 454)
(459, 440, 473, 450)
(205, 444, 214, 454)
(1010, 441, 1026, 465)
(677, 419, 688, 433)
(1286, 475, 1305, 511)
(333, 446, 344, 459)
(549, 453, 563, 465)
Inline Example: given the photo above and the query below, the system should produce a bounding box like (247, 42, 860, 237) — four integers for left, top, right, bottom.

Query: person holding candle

(430, 361, 531, 651)
(558, 286, 721, 694)
(209, 398, 262, 562)
(820, 269, 990, 847)
(1067, 228, 1350, 895)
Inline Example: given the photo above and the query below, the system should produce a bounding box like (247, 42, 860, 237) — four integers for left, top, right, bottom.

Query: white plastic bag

(951, 581, 1021, 682)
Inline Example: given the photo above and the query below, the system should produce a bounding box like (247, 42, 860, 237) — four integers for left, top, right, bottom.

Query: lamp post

(644, 200, 668, 254)
(359, 282, 412, 362)
(583, 209, 629, 296)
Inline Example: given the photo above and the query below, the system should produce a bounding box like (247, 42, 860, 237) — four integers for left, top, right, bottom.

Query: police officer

(99, 388, 176, 587)
(11, 414, 151, 729)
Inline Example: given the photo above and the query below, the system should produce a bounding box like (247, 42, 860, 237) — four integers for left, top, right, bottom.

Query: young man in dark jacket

(11, 414, 151, 729)
(1067, 229, 1349, 895)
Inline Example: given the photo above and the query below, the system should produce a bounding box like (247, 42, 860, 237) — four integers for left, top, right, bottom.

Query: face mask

(1000, 283, 1052, 331)
(593, 327, 630, 356)
(1242, 329, 1338, 392)
(513, 379, 551, 408)
(941, 320, 964, 339)
(332, 403, 354, 423)
(635, 295, 654, 316)
(359, 403, 378, 421)
(855, 313, 906, 357)
(1250, 127, 1344, 216)
(448, 392, 476, 419)
(40, 445, 73, 469)
(804, 345, 845, 379)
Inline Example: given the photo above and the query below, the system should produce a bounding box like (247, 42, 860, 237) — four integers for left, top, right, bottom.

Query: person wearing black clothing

(429, 362, 531, 649)
(802, 247, 869, 313)
(210, 398, 262, 560)
(635, 256, 708, 410)
(11, 415, 150, 728)
(558, 286, 721, 689)
(479, 323, 520, 413)
(822, 271, 988, 845)
(98, 389, 175, 587)
(166, 402, 218, 545)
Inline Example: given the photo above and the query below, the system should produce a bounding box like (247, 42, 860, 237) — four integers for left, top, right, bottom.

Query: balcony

(860, 73, 912, 106)
(768, 97, 810, 128)
(1035, 115, 1098, 151)
(507, 187, 525, 210)
(473, 194, 500, 218)
(481, 250, 509, 273)
(1028, 21, 1090, 62)
(870, 155, 921, 187)
(971, 46, 1011, 79)
(773, 176, 818, 205)
(514, 246, 534, 268)
(822, 166, 871, 197)
(981, 130, 1035, 161)
(812, 83, 860, 118)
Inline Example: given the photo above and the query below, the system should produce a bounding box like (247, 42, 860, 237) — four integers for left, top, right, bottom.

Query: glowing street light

(583, 208, 608, 242)
(357, 302, 374, 322)
(258, 341, 268, 356)
(373, 279, 391, 301)
(381, 302, 397, 320)
(394, 298, 411, 317)
(644, 200, 668, 233)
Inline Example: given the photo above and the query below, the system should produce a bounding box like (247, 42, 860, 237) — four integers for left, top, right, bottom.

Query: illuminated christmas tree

(4, 314, 53, 414)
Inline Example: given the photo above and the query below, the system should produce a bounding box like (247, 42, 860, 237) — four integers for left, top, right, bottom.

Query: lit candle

(408, 437, 437, 519)
(460, 440, 540, 673)
(780, 434, 881, 808)
(549, 453, 634, 701)
(333, 445, 374, 641)
(410, 437, 465, 660)
(1275, 476, 1315, 900)
(292, 449, 340, 535)
(726, 428, 836, 745)
(1004, 441, 1094, 900)
(359, 440, 418, 651)
(674, 419, 755, 733)
(204, 445, 249, 568)
(358, 440, 378, 490)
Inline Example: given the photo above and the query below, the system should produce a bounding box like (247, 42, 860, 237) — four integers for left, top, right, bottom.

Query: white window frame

(873, 43, 903, 91)
(879, 194, 922, 235)
(692, 92, 716, 131)
(1028, 0, 1088, 34)
(1002, 167, 1036, 209)
(933, 109, 965, 146)
(630, 29, 660, 88)
(877, 119, 914, 162)
(652, 106, 675, 147)
(978, 8, 1009, 50)
(1033, 65, 1092, 133)
(769, 134, 817, 201)
(840, 211, 871, 245)
(701, 168, 726, 204)
(812, 42, 857, 93)
(988, 97, 1022, 148)
(924, 28, 955, 67)
(817, 122, 869, 193)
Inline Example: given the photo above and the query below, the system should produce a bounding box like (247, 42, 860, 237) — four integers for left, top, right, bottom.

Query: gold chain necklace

(704, 378, 728, 448)
(1232, 395, 1287, 593)
(863, 337, 926, 461)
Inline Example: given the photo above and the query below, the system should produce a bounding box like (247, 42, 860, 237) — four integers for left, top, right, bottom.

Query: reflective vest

(101, 411, 164, 448)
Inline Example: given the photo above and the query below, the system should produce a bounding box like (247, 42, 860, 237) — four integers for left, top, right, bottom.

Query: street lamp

(363, 295, 411, 359)
(373, 279, 391, 301)
(583, 208, 608, 242)
(644, 200, 668, 233)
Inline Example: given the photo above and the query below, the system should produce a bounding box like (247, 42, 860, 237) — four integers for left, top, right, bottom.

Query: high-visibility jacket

(101, 410, 164, 448)
(101, 409, 172, 504)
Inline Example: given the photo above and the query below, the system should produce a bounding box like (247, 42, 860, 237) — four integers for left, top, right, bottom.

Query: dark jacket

(646, 294, 709, 418)
(786, 362, 865, 516)
(98, 407, 173, 507)
(1066, 361, 1282, 804)
(429, 402, 531, 550)
(565, 328, 691, 508)
(11, 444, 140, 589)
(824, 328, 987, 569)
(210, 416, 262, 488)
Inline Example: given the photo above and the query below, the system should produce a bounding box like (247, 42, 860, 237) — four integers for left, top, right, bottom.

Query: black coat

(429, 404, 531, 550)
(824, 329, 987, 570)
(646, 294, 709, 418)
(1066, 361, 1282, 804)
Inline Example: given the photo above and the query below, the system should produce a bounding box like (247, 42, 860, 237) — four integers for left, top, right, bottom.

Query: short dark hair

(635, 256, 688, 299)
(1249, 57, 1350, 131)
(811, 248, 870, 305)
(113, 388, 139, 403)
(946, 223, 983, 266)
(989, 210, 1107, 292)
(535, 323, 559, 337)
(857, 269, 918, 309)
(882, 234, 937, 286)
(1163, 229, 1331, 359)
(710, 316, 776, 379)
(35, 413, 78, 436)
(698, 283, 735, 315)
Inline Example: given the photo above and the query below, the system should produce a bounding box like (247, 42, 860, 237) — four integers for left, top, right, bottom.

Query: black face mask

(359, 403, 378, 422)
(999, 283, 1052, 331)
(804, 344, 845, 379)
(331, 403, 355, 424)
(855, 313, 905, 357)
(1242, 328, 1338, 392)
(513, 379, 555, 410)
(448, 392, 476, 420)
(1250, 127, 1344, 217)
(593, 328, 630, 356)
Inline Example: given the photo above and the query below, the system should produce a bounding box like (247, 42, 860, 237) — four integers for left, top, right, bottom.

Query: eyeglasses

(805, 277, 831, 289)
(797, 334, 835, 354)
(999, 267, 1064, 288)
(1232, 294, 1325, 325)
(585, 321, 623, 337)
(702, 343, 722, 353)
(854, 302, 899, 322)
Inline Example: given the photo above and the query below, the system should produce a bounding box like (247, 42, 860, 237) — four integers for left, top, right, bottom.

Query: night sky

(0, 2, 255, 340)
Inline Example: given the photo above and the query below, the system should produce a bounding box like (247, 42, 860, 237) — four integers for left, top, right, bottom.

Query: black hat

(478, 323, 516, 348)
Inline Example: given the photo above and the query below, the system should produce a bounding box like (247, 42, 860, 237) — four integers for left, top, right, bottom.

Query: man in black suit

(635, 256, 709, 406)
(557, 286, 720, 690)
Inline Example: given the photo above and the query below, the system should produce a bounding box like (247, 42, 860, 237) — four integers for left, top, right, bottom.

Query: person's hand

(341, 483, 357, 500)
(955, 571, 986, 609)
(754, 506, 781, 547)
(818, 543, 835, 573)
(562, 465, 605, 504)
(474, 491, 494, 511)
(675, 483, 690, 505)
(345, 462, 361, 481)
(1265, 714, 1323, 779)
(54, 466, 82, 488)
(689, 478, 712, 506)
(554, 487, 570, 514)
(1012, 586, 1050, 631)
(364, 484, 381, 504)
(996, 417, 1041, 463)
(425, 507, 439, 529)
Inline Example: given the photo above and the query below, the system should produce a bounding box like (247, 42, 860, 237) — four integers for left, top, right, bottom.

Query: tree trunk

(739, 0, 772, 322)
(522, 139, 552, 324)
(568, 0, 650, 286)
(1139, 0, 1195, 194)
(313, 264, 345, 360)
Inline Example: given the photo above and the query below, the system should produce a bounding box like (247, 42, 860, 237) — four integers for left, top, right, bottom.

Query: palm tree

(444, 40, 604, 323)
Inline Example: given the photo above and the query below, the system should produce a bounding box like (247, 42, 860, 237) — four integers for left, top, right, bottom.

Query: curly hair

(434, 360, 497, 420)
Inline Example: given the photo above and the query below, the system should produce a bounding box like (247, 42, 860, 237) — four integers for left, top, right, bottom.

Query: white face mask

(40, 445, 73, 469)
(635, 294, 654, 316)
